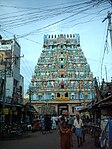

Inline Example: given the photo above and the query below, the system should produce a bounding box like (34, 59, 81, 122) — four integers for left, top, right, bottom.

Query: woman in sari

(60, 121, 73, 149)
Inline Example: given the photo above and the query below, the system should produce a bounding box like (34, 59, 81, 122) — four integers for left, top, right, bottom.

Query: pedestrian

(73, 114, 83, 148)
(44, 114, 52, 132)
(40, 115, 45, 133)
(51, 115, 57, 130)
(68, 116, 73, 129)
(60, 121, 73, 149)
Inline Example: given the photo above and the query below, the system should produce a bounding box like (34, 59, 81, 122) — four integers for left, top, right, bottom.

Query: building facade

(0, 36, 24, 104)
(30, 34, 96, 115)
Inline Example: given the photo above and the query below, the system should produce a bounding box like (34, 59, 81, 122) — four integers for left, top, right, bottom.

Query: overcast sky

(0, 0, 112, 93)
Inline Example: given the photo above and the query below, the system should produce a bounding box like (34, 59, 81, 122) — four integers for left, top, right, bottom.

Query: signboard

(0, 52, 6, 60)
(3, 108, 9, 115)
(0, 45, 11, 50)
(0, 65, 5, 70)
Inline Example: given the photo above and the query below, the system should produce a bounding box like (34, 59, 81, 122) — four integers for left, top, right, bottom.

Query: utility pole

(102, 11, 112, 50)
(105, 65, 108, 82)
(2, 55, 24, 108)
(3, 58, 7, 108)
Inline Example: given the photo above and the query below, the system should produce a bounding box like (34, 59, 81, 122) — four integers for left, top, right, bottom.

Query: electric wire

(21, 59, 33, 79)
(102, 66, 112, 77)
(0, 29, 34, 86)
(0, 28, 42, 45)
(96, 20, 108, 80)
(0, 0, 110, 30)
(0, 3, 94, 29)
(0, 0, 112, 87)
(101, 25, 109, 80)
(1, 25, 112, 67)
(15, 5, 102, 38)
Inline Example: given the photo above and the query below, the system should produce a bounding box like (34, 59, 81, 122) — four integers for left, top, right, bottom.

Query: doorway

(58, 104, 68, 115)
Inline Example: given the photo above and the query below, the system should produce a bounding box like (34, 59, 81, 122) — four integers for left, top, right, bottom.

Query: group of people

(59, 114, 85, 149)
(39, 113, 86, 148)
(40, 114, 58, 133)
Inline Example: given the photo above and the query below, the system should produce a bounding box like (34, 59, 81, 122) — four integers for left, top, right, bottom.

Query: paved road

(0, 130, 100, 149)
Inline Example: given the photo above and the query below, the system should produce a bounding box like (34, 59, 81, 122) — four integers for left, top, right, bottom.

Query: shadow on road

(0, 132, 35, 141)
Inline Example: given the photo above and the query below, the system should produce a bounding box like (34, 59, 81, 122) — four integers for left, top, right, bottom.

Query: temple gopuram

(30, 34, 95, 115)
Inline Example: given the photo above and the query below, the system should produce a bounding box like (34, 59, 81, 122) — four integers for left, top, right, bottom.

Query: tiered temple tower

(30, 34, 95, 115)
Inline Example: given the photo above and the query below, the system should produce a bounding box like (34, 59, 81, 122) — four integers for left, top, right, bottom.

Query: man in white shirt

(73, 114, 83, 148)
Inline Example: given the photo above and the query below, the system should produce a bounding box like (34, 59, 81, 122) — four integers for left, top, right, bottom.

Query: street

(0, 129, 100, 149)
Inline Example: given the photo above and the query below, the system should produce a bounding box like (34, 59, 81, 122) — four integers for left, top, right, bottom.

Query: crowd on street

(30, 113, 99, 149)
(0, 112, 104, 149)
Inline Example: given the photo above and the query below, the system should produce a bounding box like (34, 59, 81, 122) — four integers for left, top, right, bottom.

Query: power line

(15, 5, 99, 38)
(0, 30, 33, 87)
(101, 11, 112, 80)
(1, 0, 111, 86)
(0, 0, 95, 10)
(20, 59, 33, 80)
(1, 28, 112, 66)
(102, 66, 112, 77)
(0, 28, 42, 45)
(21, 58, 33, 76)
(0, 2, 93, 29)
(0, 0, 110, 30)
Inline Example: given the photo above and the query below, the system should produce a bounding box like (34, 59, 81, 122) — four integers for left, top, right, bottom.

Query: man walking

(73, 114, 83, 148)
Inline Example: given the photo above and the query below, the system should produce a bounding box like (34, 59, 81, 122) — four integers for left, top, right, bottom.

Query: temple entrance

(58, 104, 68, 115)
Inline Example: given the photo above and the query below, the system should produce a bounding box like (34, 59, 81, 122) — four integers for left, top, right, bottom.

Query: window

(61, 74, 64, 78)
(61, 85, 64, 89)
(52, 95, 54, 100)
(65, 92, 68, 97)
(72, 95, 74, 100)
(74, 93, 78, 100)
(61, 58, 63, 61)
(57, 93, 60, 97)
(80, 92, 84, 99)
(88, 92, 92, 99)
(61, 65, 63, 68)
(72, 107, 74, 113)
